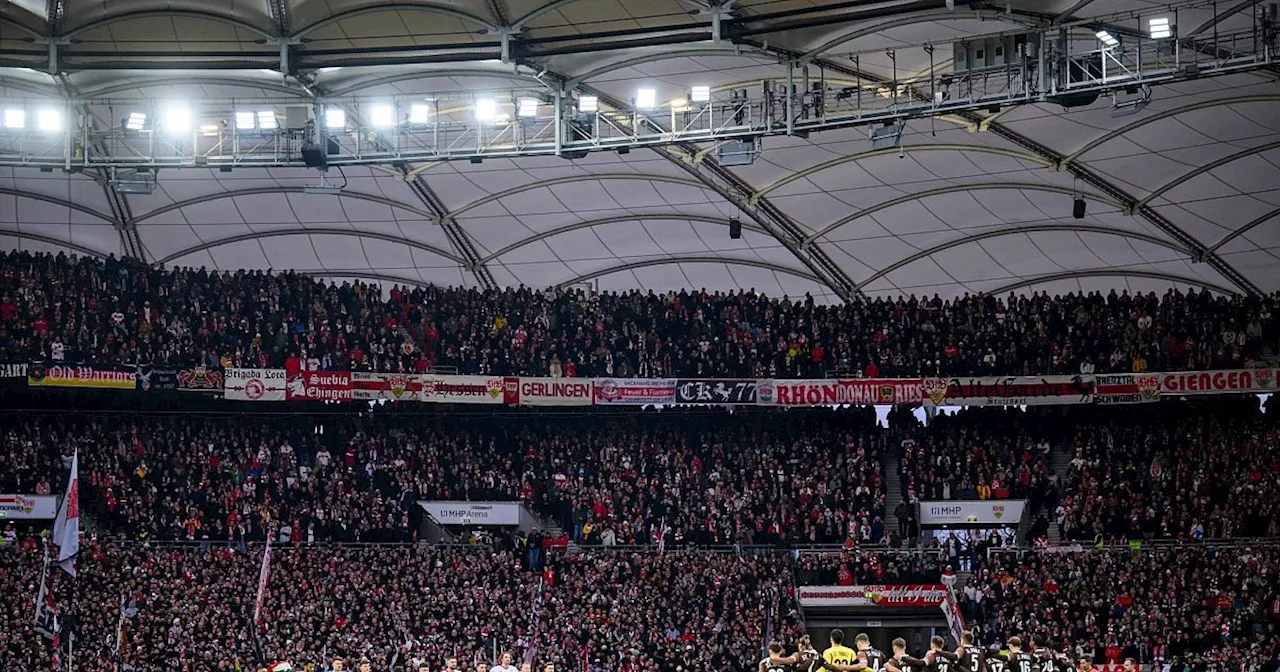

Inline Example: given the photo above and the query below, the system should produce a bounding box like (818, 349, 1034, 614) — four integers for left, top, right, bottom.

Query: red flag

(52, 450, 79, 577)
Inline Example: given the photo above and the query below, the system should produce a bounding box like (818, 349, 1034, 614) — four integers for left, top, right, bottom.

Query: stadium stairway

(1046, 439, 1074, 543)
(883, 441, 907, 546)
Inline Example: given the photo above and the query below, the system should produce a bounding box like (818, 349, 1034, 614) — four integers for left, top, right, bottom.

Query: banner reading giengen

(1160, 368, 1277, 395)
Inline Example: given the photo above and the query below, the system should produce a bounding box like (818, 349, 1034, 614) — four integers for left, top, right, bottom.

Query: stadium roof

(1, 0, 1278, 301)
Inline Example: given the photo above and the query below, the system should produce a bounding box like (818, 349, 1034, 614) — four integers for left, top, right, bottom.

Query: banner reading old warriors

(27, 362, 137, 390)
(921, 375, 1093, 407)
(503, 377, 593, 406)
(674, 379, 758, 404)
(759, 378, 923, 406)
(593, 378, 677, 405)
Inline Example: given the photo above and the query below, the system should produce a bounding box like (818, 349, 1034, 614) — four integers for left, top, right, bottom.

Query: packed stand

(1056, 398, 1280, 541)
(4, 250, 1279, 377)
(0, 408, 886, 546)
(968, 544, 1280, 670)
(535, 550, 797, 672)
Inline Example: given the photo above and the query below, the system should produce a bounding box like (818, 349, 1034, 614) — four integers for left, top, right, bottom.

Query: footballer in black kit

(989, 637, 1039, 672)
(886, 636, 959, 672)
(855, 633, 888, 672)
(1030, 635, 1072, 672)
(956, 631, 986, 672)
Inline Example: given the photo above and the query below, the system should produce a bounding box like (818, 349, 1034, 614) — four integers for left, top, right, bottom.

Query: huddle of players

(763, 630, 1095, 672)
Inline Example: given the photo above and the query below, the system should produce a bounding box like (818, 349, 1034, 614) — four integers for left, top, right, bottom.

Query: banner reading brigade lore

(674, 379, 758, 405)
(351, 372, 424, 402)
(758, 378, 923, 406)
(419, 375, 505, 404)
(921, 375, 1093, 407)
(593, 378, 678, 405)
(27, 363, 137, 390)
(1094, 373, 1162, 405)
(224, 368, 287, 401)
(503, 377, 593, 406)
(797, 584, 950, 608)
(1161, 368, 1277, 395)
(286, 371, 352, 402)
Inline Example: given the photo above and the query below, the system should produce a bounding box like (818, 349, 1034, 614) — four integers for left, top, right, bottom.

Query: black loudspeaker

(1073, 198, 1086, 219)
(301, 144, 327, 169)
(729, 217, 742, 239)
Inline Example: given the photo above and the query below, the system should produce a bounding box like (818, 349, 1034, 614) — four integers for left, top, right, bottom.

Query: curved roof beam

(1136, 139, 1280, 209)
(449, 174, 711, 220)
(512, 0, 596, 31)
(82, 76, 307, 98)
(1204, 206, 1280, 255)
(1062, 95, 1280, 167)
(0, 16, 48, 41)
(153, 227, 463, 266)
(751, 145, 1054, 204)
(566, 47, 774, 88)
(478, 213, 764, 264)
(130, 188, 440, 226)
(804, 183, 1126, 245)
(554, 256, 822, 289)
(855, 224, 1193, 291)
(328, 69, 542, 97)
(0, 228, 112, 258)
(61, 10, 277, 42)
(293, 4, 497, 40)
(986, 270, 1239, 296)
(801, 10, 974, 60)
(0, 76, 59, 96)
(0, 187, 118, 225)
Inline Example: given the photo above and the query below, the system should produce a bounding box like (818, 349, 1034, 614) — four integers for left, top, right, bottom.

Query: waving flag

(51, 450, 79, 577)
(254, 538, 272, 626)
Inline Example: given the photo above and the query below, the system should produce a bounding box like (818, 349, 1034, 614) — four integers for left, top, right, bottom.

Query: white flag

(254, 538, 272, 626)
(51, 450, 79, 577)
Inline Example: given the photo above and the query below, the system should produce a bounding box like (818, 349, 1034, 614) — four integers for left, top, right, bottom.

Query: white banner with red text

(351, 372, 425, 402)
(0, 494, 58, 519)
(797, 584, 950, 608)
(504, 377, 594, 406)
(224, 368, 287, 401)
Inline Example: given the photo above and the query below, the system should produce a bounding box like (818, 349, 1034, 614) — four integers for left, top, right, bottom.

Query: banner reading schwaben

(27, 363, 137, 390)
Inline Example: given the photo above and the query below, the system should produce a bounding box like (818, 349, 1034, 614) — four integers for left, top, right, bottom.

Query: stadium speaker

(1073, 198, 1086, 219)
(729, 217, 742, 239)
(301, 144, 327, 169)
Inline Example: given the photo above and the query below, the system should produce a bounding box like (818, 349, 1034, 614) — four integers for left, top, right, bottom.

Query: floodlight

(3, 108, 24, 129)
(690, 85, 711, 103)
(578, 95, 599, 113)
(125, 112, 147, 131)
(324, 108, 346, 129)
(475, 98, 497, 121)
(162, 106, 192, 134)
(408, 103, 431, 124)
(1149, 16, 1172, 39)
(635, 88, 657, 110)
(517, 98, 539, 118)
(235, 111, 256, 130)
(257, 110, 277, 130)
(198, 124, 220, 136)
(37, 109, 60, 132)
(369, 103, 395, 128)
(1095, 30, 1119, 47)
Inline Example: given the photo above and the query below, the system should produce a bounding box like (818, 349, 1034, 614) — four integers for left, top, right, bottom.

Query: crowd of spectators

(3, 250, 1279, 377)
(1056, 399, 1280, 541)
(969, 544, 1280, 671)
(0, 408, 886, 547)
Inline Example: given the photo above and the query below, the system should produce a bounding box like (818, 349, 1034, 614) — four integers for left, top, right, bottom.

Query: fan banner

(0, 494, 58, 519)
(1160, 368, 1277, 395)
(1094, 373, 1162, 405)
(135, 366, 178, 392)
(224, 368, 286, 401)
(921, 375, 1093, 407)
(0, 363, 27, 379)
(286, 372, 352, 402)
(177, 366, 224, 392)
(27, 363, 137, 390)
(918, 500, 1026, 526)
(351, 372, 424, 402)
(797, 584, 949, 608)
(503, 377, 593, 406)
(674, 379, 758, 405)
(419, 375, 505, 404)
(593, 378, 678, 405)
(757, 378, 923, 406)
